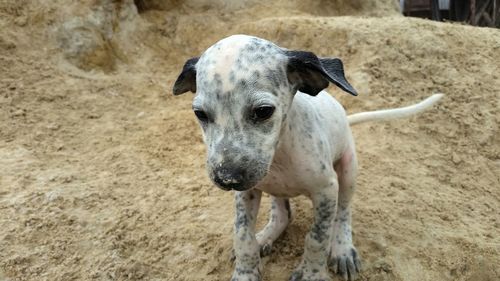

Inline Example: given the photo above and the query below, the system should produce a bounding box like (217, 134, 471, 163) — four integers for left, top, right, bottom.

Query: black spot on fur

(229, 71, 236, 83)
(252, 71, 261, 79)
(238, 79, 248, 89)
(321, 162, 326, 170)
(285, 199, 291, 220)
(310, 199, 335, 242)
(265, 69, 281, 89)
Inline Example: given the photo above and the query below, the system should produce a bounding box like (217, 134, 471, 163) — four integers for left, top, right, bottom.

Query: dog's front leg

(231, 189, 262, 281)
(290, 179, 338, 281)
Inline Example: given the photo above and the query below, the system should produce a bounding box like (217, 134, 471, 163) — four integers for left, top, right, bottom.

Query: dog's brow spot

(252, 71, 260, 79)
(238, 79, 248, 89)
(236, 58, 242, 67)
(265, 69, 282, 89)
(229, 71, 236, 83)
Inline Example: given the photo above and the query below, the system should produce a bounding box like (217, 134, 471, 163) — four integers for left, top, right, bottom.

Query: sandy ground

(0, 1, 499, 280)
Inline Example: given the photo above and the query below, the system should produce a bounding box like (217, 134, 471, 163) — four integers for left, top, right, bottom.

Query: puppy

(173, 34, 442, 281)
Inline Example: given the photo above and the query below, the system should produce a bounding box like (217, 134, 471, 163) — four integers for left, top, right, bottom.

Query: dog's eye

(253, 106, 275, 121)
(194, 110, 209, 122)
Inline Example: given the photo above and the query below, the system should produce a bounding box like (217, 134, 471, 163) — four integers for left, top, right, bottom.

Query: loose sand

(0, 1, 499, 280)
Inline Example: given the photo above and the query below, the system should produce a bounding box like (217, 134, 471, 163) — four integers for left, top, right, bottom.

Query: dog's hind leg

(256, 196, 291, 257)
(330, 142, 362, 280)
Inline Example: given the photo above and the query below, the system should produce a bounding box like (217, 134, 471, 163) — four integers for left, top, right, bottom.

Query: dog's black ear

(286, 50, 357, 96)
(173, 57, 199, 95)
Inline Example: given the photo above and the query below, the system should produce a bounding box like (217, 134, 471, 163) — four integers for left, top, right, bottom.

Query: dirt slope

(0, 1, 499, 281)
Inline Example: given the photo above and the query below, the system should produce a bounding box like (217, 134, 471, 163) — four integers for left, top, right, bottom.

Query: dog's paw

(289, 263, 331, 281)
(328, 246, 362, 280)
(230, 244, 272, 261)
(231, 267, 261, 281)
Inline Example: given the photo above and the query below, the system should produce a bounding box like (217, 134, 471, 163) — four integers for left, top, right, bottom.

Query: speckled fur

(178, 35, 361, 281)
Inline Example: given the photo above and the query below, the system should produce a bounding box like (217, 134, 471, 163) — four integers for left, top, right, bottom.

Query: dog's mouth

(212, 177, 255, 192)
(209, 168, 265, 192)
(207, 158, 271, 192)
(216, 184, 252, 191)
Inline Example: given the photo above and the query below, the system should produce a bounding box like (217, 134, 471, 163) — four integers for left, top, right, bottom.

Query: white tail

(347, 94, 443, 126)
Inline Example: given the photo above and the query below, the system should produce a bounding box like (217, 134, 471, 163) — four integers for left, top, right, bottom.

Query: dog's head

(173, 35, 356, 191)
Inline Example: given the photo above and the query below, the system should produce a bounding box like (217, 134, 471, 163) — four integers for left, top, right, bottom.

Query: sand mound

(0, 0, 498, 280)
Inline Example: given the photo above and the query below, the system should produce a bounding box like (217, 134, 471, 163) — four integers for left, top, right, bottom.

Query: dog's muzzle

(213, 167, 247, 191)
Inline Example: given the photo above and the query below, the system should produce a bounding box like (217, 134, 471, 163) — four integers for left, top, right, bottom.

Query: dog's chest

(255, 170, 309, 198)
(256, 177, 309, 198)
(255, 150, 332, 198)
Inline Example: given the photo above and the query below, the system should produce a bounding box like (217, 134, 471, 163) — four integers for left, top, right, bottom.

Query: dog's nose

(213, 167, 245, 191)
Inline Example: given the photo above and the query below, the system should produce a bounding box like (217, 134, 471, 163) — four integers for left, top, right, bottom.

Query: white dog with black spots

(173, 34, 442, 281)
